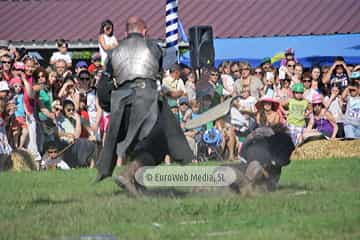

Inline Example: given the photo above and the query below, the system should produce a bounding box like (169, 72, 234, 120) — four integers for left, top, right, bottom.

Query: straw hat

(255, 97, 280, 111)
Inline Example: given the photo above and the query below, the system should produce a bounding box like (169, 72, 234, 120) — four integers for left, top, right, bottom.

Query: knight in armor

(95, 16, 193, 197)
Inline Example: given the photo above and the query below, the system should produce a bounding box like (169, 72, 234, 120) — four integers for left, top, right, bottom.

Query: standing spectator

(184, 70, 196, 102)
(50, 39, 72, 68)
(284, 59, 296, 82)
(324, 85, 345, 138)
(162, 63, 187, 108)
(9, 77, 28, 148)
(220, 61, 234, 98)
(88, 53, 103, 74)
(323, 57, 351, 91)
(58, 75, 80, 111)
(0, 40, 9, 57)
(0, 98, 12, 155)
(1, 53, 13, 82)
(233, 62, 263, 99)
(341, 79, 360, 138)
(260, 58, 272, 73)
(0, 81, 9, 99)
(74, 61, 88, 75)
(230, 62, 241, 80)
(281, 48, 297, 67)
(98, 19, 118, 66)
(287, 83, 308, 144)
(303, 72, 318, 103)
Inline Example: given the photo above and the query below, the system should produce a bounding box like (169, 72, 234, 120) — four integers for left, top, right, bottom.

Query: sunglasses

(210, 73, 218, 76)
(293, 91, 303, 94)
(303, 80, 312, 83)
(2, 61, 11, 64)
(349, 88, 357, 92)
(79, 77, 90, 81)
(255, 71, 262, 74)
(287, 64, 295, 67)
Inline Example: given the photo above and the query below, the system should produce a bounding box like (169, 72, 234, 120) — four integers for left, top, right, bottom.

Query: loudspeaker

(189, 26, 215, 69)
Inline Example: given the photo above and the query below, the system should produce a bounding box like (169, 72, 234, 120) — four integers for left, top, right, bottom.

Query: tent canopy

(180, 34, 360, 68)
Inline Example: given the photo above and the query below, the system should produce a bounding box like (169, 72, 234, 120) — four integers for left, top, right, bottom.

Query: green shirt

(38, 89, 53, 121)
(287, 98, 308, 127)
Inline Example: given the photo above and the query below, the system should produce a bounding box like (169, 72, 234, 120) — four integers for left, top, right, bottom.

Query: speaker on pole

(189, 26, 215, 69)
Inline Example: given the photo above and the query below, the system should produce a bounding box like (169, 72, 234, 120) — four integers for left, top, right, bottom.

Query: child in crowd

(50, 39, 72, 68)
(324, 85, 345, 137)
(41, 141, 70, 170)
(184, 71, 196, 102)
(341, 79, 360, 138)
(9, 77, 28, 148)
(287, 83, 308, 144)
(0, 98, 12, 155)
(307, 93, 338, 139)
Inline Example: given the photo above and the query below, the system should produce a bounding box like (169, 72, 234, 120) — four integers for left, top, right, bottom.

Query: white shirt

(99, 34, 117, 66)
(50, 52, 72, 64)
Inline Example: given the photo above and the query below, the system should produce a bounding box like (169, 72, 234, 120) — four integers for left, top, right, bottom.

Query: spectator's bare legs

(18, 127, 29, 149)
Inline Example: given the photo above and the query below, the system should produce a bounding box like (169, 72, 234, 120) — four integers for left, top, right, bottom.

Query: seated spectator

(56, 100, 96, 167)
(255, 97, 281, 127)
(341, 80, 360, 138)
(307, 93, 338, 139)
(50, 39, 72, 68)
(41, 141, 70, 170)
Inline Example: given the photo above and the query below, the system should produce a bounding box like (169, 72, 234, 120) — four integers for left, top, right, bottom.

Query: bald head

(126, 16, 147, 36)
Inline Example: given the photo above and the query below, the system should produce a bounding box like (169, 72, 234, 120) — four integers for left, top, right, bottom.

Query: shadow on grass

(31, 197, 78, 206)
(278, 183, 312, 191)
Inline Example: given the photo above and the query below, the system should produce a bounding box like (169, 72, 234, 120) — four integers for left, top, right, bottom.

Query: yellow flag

(271, 52, 285, 63)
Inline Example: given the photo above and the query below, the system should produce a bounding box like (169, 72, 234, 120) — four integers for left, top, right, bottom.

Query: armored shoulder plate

(111, 35, 162, 85)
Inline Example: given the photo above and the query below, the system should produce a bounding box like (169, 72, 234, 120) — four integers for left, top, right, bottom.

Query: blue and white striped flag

(165, 0, 178, 48)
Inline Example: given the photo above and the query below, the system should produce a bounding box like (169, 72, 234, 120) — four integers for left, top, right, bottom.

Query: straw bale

(11, 149, 37, 171)
(291, 139, 360, 160)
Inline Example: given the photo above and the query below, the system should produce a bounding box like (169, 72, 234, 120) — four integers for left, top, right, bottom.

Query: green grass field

(0, 157, 359, 240)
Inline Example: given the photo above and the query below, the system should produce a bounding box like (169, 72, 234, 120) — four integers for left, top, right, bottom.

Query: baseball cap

(75, 61, 88, 69)
(178, 96, 189, 105)
(350, 71, 360, 79)
(0, 81, 10, 92)
(91, 52, 101, 62)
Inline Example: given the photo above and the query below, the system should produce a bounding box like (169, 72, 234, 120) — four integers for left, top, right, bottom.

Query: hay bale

(291, 139, 360, 160)
(11, 149, 37, 171)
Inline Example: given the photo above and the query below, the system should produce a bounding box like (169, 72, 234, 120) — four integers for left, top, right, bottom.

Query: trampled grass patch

(0, 157, 359, 240)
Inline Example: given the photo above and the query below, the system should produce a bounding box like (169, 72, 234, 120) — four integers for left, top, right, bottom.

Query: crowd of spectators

(0, 35, 359, 170)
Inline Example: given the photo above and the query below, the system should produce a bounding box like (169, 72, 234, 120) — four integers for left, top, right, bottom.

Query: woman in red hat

(255, 97, 281, 127)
